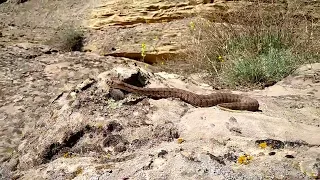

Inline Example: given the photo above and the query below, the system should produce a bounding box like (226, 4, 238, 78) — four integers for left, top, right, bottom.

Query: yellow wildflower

(189, 21, 195, 30)
(259, 142, 267, 149)
(106, 153, 111, 159)
(141, 43, 147, 58)
(218, 55, 224, 62)
(63, 152, 70, 158)
(63, 152, 75, 158)
(206, 19, 211, 27)
(177, 138, 184, 144)
(237, 154, 253, 165)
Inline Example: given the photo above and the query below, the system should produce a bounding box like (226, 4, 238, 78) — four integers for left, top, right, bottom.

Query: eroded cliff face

(0, 0, 318, 64)
(83, 0, 320, 63)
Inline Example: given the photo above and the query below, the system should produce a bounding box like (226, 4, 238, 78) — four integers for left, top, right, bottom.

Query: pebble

(110, 89, 125, 100)
(269, 152, 276, 156)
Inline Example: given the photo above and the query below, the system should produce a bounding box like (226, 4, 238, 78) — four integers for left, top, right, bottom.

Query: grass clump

(222, 34, 302, 86)
(182, 4, 319, 89)
(47, 26, 84, 52)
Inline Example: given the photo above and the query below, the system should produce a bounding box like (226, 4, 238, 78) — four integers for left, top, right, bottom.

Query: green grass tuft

(225, 48, 301, 86)
(181, 7, 319, 89)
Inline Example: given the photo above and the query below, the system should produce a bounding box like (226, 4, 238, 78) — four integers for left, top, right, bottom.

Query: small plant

(223, 46, 301, 86)
(189, 21, 196, 31)
(258, 142, 268, 149)
(71, 167, 83, 178)
(96, 123, 104, 129)
(141, 42, 147, 61)
(237, 154, 253, 165)
(177, 138, 185, 144)
(63, 152, 76, 158)
(47, 26, 84, 52)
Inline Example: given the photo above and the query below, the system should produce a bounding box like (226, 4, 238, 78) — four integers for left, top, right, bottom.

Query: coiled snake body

(109, 79, 259, 111)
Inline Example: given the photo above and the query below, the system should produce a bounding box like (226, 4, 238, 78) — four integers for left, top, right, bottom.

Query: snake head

(107, 77, 123, 88)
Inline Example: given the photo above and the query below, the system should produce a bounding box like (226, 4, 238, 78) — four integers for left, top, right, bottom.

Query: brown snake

(109, 78, 260, 111)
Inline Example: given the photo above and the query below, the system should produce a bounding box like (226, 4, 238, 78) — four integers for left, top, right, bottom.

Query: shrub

(224, 48, 301, 86)
(47, 26, 84, 52)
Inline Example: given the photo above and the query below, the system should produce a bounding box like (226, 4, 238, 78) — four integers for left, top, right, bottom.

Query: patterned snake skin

(109, 78, 259, 111)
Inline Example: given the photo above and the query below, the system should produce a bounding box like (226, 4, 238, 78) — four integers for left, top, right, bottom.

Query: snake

(108, 78, 259, 111)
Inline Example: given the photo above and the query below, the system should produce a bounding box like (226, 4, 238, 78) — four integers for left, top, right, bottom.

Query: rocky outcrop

(84, 0, 320, 64)
(2, 43, 317, 178)
(8, 0, 28, 4)
(0, 41, 319, 179)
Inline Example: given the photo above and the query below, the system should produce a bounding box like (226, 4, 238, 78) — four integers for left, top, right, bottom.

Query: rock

(300, 159, 320, 179)
(114, 143, 127, 153)
(255, 139, 285, 149)
(109, 89, 125, 101)
(84, 0, 320, 64)
(225, 116, 241, 134)
(269, 152, 276, 156)
(153, 123, 179, 141)
(285, 155, 295, 159)
(5, 158, 19, 171)
(8, 0, 28, 4)
(1, 41, 320, 179)
(103, 134, 125, 147)
(157, 150, 168, 158)
(180, 151, 200, 162)
(106, 121, 123, 132)
(130, 139, 149, 149)
(0, 166, 11, 180)
(207, 152, 225, 165)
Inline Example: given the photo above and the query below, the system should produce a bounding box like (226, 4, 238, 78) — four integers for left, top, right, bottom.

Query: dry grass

(165, 2, 319, 89)
(46, 26, 84, 52)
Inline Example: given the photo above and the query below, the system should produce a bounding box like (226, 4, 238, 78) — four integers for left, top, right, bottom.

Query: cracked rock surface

(1, 43, 319, 179)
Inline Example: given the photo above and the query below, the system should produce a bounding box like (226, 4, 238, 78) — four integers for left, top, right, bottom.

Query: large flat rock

(8, 61, 319, 179)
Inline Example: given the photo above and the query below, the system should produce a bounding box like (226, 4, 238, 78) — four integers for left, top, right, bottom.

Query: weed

(237, 154, 253, 165)
(71, 167, 83, 178)
(141, 42, 147, 61)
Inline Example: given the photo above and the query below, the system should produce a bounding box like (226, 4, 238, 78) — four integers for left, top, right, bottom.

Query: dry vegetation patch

(161, 3, 319, 89)
(46, 26, 84, 52)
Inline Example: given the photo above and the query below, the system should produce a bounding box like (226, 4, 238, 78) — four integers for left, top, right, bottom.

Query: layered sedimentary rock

(84, 0, 319, 64)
